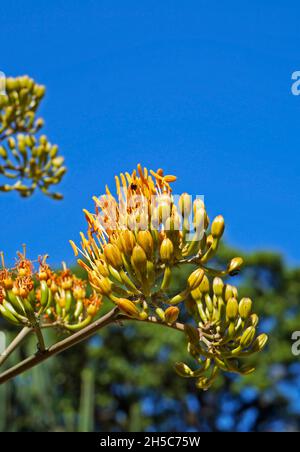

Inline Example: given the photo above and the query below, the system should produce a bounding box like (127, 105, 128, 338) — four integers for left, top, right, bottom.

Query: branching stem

(0, 308, 211, 385)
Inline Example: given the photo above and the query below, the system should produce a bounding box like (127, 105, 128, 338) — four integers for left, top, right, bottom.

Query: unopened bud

(178, 193, 192, 217)
(238, 297, 252, 320)
(137, 230, 153, 258)
(115, 298, 140, 318)
(131, 245, 147, 273)
(187, 268, 204, 291)
(250, 333, 268, 353)
(174, 362, 193, 377)
(211, 215, 225, 239)
(119, 230, 136, 255)
(103, 244, 123, 269)
(226, 297, 238, 321)
(249, 313, 259, 327)
(160, 238, 174, 263)
(227, 257, 243, 276)
(240, 326, 256, 348)
(213, 277, 224, 296)
(164, 306, 179, 324)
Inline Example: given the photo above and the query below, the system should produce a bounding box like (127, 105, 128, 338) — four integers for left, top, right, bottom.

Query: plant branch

(0, 308, 211, 385)
(0, 326, 32, 367)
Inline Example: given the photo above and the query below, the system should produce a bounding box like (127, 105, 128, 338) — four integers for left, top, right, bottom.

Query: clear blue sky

(1, 0, 300, 267)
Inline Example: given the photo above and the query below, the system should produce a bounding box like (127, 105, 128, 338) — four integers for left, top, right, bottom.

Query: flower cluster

(71, 164, 268, 389)
(0, 247, 101, 331)
(0, 75, 66, 198)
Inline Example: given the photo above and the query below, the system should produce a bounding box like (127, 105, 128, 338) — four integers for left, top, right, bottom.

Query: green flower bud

(213, 277, 224, 296)
(226, 297, 238, 321)
(211, 215, 225, 239)
(249, 313, 259, 327)
(115, 298, 140, 319)
(187, 268, 205, 291)
(174, 362, 193, 378)
(164, 306, 179, 324)
(160, 237, 174, 263)
(227, 257, 243, 276)
(238, 297, 252, 319)
(250, 333, 268, 353)
(240, 326, 256, 348)
(131, 245, 147, 273)
(103, 244, 123, 269)
(137, 230, 153, 259)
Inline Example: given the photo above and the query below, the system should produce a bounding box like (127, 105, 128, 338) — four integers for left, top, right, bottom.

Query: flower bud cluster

(0, 75, 66, 198)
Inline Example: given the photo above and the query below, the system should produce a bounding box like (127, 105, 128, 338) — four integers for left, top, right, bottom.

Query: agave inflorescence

(0, 75, 66, 198)
(70, 164, 268, 390)
(0, 247, 102, 334)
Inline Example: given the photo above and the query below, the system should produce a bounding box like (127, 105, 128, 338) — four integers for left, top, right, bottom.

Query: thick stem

(0, 308, 210, 385)
(0, 327, 32, 367)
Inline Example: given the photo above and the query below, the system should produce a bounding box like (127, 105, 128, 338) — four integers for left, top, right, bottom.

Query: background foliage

(0, 244, 299, 432)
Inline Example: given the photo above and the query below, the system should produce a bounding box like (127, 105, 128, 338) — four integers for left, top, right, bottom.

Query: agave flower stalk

(0, 75, 66, 198)
(69, 164, 268, 390)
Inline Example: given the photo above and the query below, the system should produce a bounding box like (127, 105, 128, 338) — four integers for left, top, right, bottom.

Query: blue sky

(1, 0, 300, 267)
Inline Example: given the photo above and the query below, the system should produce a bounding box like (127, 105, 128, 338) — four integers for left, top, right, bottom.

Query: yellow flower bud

(178, 193, 192, 217)
(160, 238, 174, 263)
(249, 313, 259, 327)
(115, 298, 140, 318)
(238, 297, 252, 319)
(119, 230, 136, 255)
(213, 277, 224, 296)
(86, 304, 98, 317)
(193, 207, 206, 232)
(187, 268, 205, 291)
(250, 333, 268, 353)
(240, 326, 256, 348)
(164, 306, 180, 324)
(157, 194, 172, 223)
(227, 257, 243, 276)
(174, 362, 193, 377)
(103, 244, 123, 269)
(198, 275, 210, 293)
(224, 284, 237, 301)
(137, 230, 153, 258)
(211, 215, 225, 239)
(131, 245, 147, 273)
(226, 297, 238, 321)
